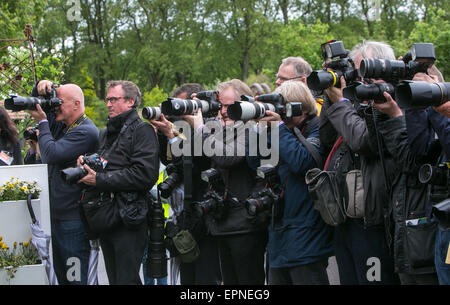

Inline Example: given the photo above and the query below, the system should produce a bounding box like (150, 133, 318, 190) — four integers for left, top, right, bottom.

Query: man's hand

(77, 163, 97, 186)
(434, 101, 450, 118)
(259, 110, 281, 124)
(412, 72, 438, 84)
(183, 108, 204, 129)
(28, 104, 47, 123)
(372, 92, 403, 118)
(150, 114, 175, 139)
(325, 76, 345, 103)
(36, 80, 56, 96)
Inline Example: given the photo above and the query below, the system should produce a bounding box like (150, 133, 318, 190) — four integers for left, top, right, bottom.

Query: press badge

(0, 151, 13, 165)
(100, 157, 108, 169)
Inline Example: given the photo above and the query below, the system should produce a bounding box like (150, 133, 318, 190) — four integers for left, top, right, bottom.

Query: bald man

(28, 80, 99, 285)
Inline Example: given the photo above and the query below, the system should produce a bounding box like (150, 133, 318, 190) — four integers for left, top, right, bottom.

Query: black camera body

(23, 125, 39, 142)
(245, 165, 283, 228)
(227, 93, 302, 121)
(308, 40, 360, 91)
(360, 43, 436, 82)
(195, 168, 238, 221)
(419, 162, 449, 202)
(60, 153, 104, 184)
(159, 163, 183, 199)
(5, 87, 62, 112)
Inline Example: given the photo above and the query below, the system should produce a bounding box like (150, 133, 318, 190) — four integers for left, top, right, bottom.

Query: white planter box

(0, 199, 41, 247)
(0, 263, 48, 285)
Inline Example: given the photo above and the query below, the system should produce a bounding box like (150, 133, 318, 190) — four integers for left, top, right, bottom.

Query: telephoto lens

(343, 82, 396, 103)
(396, 81, 450, 109)
(142, 107, 162, 120)
(147, 194, 168, 278)
(4, 89, 62, 112)
(228, 101, 276, 121)
(307, 70, 343, 91)
(359, 58, 407, 80)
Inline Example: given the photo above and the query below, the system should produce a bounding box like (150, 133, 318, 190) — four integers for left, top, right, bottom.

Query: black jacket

(95, 109, 159, 193)
(378, 115, 439, 275)
(200, 120, 268, 236)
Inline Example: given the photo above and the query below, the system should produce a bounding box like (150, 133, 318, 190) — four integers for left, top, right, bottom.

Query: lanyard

(65, 113, 87, 134)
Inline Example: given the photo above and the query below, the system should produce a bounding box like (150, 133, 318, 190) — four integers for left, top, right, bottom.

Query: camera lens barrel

(344, 82, 395, 102)
(228, 101, 275, 121)
(142, 107, 162, 120)
(396, 81, 450, 109)
(360, 59, 408, 80)
(60, 167, 88, 184)
(307, 70, 343, 91)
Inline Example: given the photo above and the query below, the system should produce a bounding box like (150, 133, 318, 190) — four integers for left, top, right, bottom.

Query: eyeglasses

(104, 96, 125, 104)
(275, 73, 302, 82)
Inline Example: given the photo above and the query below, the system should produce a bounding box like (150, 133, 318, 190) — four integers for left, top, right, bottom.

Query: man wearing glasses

(28, 81, 99, 285)
(275, 57, 323, 115)
(77, 80, 159, 284)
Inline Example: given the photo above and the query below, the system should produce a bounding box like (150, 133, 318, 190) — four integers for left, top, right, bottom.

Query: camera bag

(172, 229, 200, 263)
(80, 118, 148, 234)
(305, 134, 365, 225)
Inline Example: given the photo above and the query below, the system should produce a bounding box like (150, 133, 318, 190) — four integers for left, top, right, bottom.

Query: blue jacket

(248, 120, 333, 268)
(405, 107, 449, 159)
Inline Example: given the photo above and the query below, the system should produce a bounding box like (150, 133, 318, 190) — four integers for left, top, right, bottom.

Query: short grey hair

(349, 40, 396, 60)
(216, 79, 253, 100)
(281, 57, 313, 78)
(106, 80, 142, 107)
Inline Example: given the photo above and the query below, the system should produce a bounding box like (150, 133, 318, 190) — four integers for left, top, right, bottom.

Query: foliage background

(0, 0, 449, 129)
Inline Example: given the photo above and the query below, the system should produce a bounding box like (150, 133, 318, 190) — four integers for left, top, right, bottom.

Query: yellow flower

(23, 241, 29, 247)
(21, 186, 27, 191)
(0, 236, 2, 241)
(1, 243, 7, 249)
(13, 242, 17, 248)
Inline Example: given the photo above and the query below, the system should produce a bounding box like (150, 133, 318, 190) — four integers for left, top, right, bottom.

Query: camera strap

(65, 113, 87, 134)
(293, 127, 324, 170)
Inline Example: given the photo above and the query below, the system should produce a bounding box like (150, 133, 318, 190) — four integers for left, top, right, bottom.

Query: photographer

(28, 81, 99, 285)
(24, 126, 42, 164)
(149, 83, 222, 285)
(0, 106, 22, 166)
(320, 41, 399, 284)
(187, 79, 268, 285)
(77, 80, 159, 285)
(275, 56, 323, 114)
(249, 80, 334, 284)
(374, 71, 449, 285)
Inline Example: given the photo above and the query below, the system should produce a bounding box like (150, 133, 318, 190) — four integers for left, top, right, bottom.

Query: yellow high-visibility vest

(157, 170, 170, 219)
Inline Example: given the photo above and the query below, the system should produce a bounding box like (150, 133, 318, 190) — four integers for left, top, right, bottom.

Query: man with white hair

(29, 80, 99, 285)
